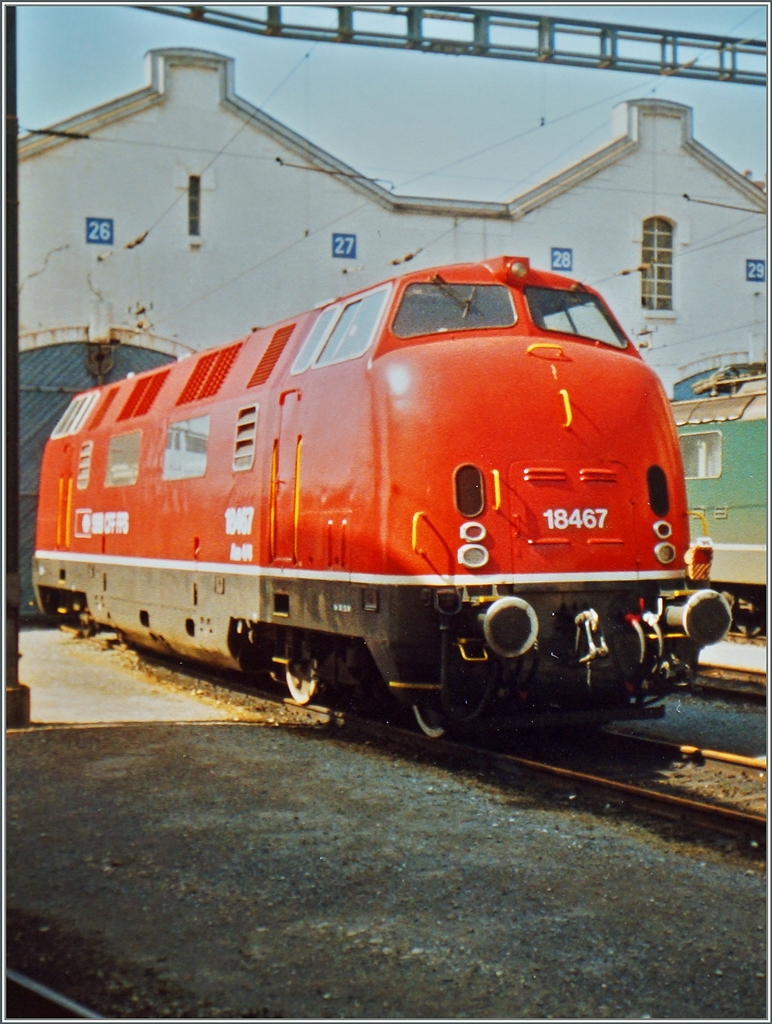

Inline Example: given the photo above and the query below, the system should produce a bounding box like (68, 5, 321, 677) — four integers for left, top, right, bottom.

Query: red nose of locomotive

(372, 257, 729, 728)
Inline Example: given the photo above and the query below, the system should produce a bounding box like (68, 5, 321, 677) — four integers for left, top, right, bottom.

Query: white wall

(20, 49, 766, 397)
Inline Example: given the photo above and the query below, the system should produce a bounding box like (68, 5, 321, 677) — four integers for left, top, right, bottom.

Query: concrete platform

(699, 639, 767, 677)
(17, 627, 235, 725)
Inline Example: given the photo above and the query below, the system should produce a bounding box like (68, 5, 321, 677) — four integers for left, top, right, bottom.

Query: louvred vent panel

(176, 343, 242, 405)
(247, 324, 296, 388)
(89, 386, 119, 429)
(117, 369, 171, 421)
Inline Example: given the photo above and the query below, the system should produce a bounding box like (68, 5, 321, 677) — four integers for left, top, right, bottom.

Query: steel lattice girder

(136, 4, 766, 85)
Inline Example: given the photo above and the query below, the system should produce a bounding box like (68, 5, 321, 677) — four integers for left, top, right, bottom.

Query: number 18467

(543, 508, 608, 530)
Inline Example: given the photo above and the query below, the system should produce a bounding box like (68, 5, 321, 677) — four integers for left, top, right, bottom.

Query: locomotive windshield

(392, 280, 516, 338)
(525, 287, 627, 349)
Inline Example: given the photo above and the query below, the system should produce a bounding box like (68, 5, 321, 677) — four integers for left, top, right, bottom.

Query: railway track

(305, 709, 767, 848)
(53, 632, 769, 849)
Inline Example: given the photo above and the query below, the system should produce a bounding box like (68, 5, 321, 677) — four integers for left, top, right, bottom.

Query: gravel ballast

(7, 713, 767, 1019)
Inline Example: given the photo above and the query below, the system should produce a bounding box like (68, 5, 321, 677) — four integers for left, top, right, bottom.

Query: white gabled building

(19, 47, 767, 396)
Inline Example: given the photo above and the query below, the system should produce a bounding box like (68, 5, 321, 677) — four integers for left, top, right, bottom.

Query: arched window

(641, 217, 673, 310)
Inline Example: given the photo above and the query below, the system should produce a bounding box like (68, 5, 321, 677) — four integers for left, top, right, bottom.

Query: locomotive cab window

(313, 285, 391, 368)
(105, 431, 142, 487)
(163, 416, 210, 480)
(525, 287, 627, 348)
(679, 431, 722, 479)
(454, 464, 485, 517)
(291, 305, 340, 375)
(393, 282, 516, 338)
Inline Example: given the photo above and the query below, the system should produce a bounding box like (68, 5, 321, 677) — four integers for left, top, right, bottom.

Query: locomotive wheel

(413, 704, 447, 739)
(286, 658, 319, 705)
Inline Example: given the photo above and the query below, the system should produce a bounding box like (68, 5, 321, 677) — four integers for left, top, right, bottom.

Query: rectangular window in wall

(163, 416, 210, 480)
(188, 175, 201, 237)
(679, 431, 722, 479)
(641, 217, 673, 311)
(105, 431, 142, 487)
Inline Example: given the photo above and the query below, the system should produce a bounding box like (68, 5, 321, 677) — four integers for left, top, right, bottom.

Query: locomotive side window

(646, 465, 670, 516)
(392, 282, 516, 338)
(679, 431, 722, 479)
(233, 406, 258, 472)
(105, 431, 142, 487)
(77, 441, 93, 490)
(163, 416, 210, 481)
(455, 464, 485, 517)
(314, 285, 392, 367)
(525, 287, 627, 348)
(290, 306, 340, 375)
(51, 391, 100, 439)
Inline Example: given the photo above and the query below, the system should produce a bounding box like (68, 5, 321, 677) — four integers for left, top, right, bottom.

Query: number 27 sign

(332, 233, 356, 258)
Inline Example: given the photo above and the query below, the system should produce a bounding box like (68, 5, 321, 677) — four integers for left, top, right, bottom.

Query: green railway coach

(672, 365, 767, 635)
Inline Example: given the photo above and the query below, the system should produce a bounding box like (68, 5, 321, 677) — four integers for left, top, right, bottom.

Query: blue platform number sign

(332, 233, 357, 259)
(551, 247, 573, 272)
(746, 259, 766, 282)
(86, 218, 114, 245)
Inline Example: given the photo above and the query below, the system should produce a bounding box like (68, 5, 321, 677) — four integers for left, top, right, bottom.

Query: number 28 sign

(86, 218, 114, 245)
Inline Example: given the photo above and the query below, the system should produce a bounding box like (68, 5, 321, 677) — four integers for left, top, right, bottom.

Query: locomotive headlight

(509, 260, 528, 280)
(653, 519, 672, 539)
(654, 541, 676, 564)
(460, 521, 486, 543)
(458, 543, 489, 569)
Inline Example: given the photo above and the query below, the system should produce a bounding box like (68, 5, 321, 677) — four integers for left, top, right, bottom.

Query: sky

(15, 3, 769, 204)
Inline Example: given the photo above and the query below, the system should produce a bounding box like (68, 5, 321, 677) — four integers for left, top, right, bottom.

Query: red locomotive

(34, 256, 731, 736)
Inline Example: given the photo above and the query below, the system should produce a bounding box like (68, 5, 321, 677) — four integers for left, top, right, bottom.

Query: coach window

(679, 431, 722, 479)
(314, 285, 392, 367)
(163, 416, 210, 480)
(641, 217, 673, 310)
(105, 431, 142, 487)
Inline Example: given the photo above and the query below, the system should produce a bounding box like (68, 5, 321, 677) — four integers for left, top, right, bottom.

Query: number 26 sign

(86, 218, 114, 245)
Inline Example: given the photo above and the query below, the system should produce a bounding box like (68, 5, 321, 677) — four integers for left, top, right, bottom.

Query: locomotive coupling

(482, 597, 539, 658)
(664, 589, 732, 646)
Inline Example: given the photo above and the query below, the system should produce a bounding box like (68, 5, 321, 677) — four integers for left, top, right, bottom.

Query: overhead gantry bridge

(137, 4, 766, 85)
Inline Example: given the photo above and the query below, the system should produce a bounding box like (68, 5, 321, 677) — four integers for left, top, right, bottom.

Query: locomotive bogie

(34, 256, 730, 732)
